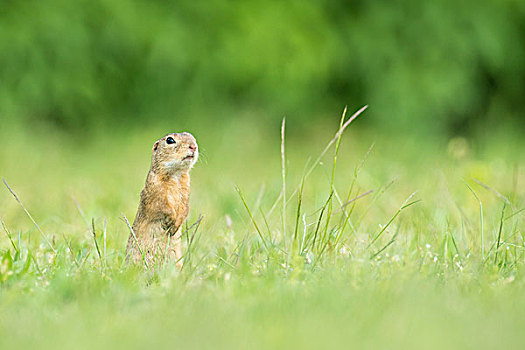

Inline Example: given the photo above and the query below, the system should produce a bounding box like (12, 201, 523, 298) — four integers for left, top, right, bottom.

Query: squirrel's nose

(189, 143, 197, 152)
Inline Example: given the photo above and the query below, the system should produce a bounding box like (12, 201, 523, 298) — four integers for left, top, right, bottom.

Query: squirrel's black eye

(166, 137, 176, 145)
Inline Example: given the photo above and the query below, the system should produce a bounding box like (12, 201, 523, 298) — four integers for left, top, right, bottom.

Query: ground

(0, 113, 523, 349)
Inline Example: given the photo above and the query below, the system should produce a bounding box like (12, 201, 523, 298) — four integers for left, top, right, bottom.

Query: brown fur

(126, 132, 198, 269)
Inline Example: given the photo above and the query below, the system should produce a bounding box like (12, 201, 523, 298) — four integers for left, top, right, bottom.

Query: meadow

(0, 107, 524, 349)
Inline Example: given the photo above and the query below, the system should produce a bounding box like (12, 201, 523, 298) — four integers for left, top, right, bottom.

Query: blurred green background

(1, 3, 525, 349)
(1, 0, 524, 137)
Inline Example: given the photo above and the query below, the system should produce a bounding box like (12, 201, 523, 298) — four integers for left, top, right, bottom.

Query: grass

(0, 108, 524, 349)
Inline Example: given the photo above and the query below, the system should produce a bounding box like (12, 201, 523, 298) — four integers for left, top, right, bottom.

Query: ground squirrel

(126, 132, 198, 268)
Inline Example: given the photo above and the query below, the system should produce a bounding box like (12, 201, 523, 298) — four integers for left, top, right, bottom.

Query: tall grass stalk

(123, 215, 149, 269)
(1, 218, 20, 256)
(281, 117, 287, 247)
(267, 105, 368, 217)
(292, 179, 304, 256)
(3, 179, 56, 254)
(91, 218, 103, 265)
(318, 106, 348, 255)
(367, 191, 419, 248)
(235, 186, 269, 252)
(466, 183, 484, 259)
(181, 214, 204, 272)
(494, 203, 506, 264)
(103, 218, 107, 267)
(310, 192, 333, 251)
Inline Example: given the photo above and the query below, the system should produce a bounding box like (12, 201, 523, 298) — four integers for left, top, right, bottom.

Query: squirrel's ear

(152, 140, 160, 153)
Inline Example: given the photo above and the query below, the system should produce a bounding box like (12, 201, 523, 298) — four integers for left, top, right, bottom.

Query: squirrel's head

(151, 132, 199, 176)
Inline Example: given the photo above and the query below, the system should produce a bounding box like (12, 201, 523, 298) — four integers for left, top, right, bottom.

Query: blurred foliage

(0, 0, 524, 135)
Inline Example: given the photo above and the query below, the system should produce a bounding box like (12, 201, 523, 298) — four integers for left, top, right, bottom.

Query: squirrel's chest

(166, 191, 182, 212)
(165, 182, 189, 216)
